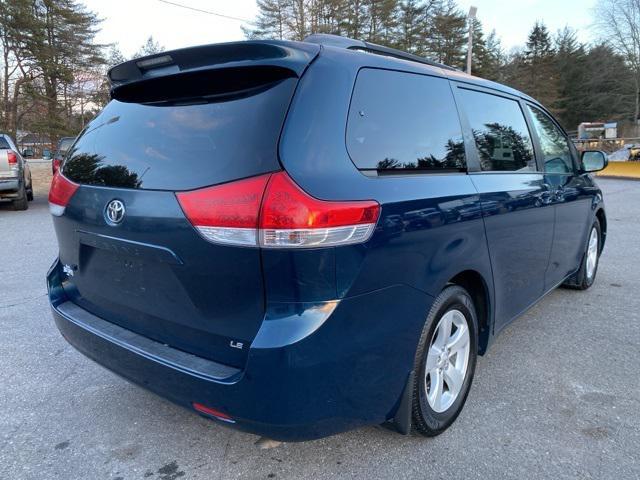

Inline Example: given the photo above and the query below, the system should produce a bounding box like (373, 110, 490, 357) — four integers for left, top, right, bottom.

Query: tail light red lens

(52, 158, 61, 174)
(7, 150, 17, 165)
(259, 172, 379, 248)
(49, 172, 79, 216)
(177, 171, 380, 248)
(176, 174, 271, 246)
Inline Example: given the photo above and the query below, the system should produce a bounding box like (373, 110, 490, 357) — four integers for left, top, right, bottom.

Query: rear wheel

(412, 285, 478, 436)
(11, 183, 28, 211)
(562, 219, 601, 290)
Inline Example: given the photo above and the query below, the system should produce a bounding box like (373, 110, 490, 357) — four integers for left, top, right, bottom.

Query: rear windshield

(0, 137, 10, 149)
(63, 78, 297, 190)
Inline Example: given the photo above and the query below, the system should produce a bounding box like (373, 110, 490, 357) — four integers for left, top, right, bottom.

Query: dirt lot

(28, 161, 53, 195)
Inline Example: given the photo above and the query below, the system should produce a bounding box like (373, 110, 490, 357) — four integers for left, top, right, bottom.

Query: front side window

(347, 69, 466, 172)
(459, 89, 536, 172)
(527, 105, 574, 174)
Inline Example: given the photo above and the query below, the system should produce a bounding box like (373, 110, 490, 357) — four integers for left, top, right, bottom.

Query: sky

(456, 0, 597, 52)
(83, 0, 597, 57)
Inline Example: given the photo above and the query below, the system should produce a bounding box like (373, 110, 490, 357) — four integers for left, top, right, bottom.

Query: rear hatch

(52, 41, 319, 368)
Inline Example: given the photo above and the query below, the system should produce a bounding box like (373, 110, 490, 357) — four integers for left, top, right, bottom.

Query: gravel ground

(0, 175, 638, 480)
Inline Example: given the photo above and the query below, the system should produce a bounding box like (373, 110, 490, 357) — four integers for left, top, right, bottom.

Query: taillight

(177, 172, 380, 248)
(259, 172, 379, 248)
(7, 150, 17, 165)
(52, 158, 61, 174)
(48, 172, 79, 216)
(176, 174, 271, 246)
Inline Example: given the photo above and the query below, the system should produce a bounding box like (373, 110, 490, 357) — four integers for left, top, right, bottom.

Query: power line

(156, 0, 255, 24)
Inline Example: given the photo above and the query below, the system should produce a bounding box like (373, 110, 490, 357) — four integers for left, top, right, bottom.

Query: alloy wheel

(424, 309, 470, 413)
(586, 227, 599, 280)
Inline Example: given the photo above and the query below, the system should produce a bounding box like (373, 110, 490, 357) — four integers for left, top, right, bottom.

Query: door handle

(537, 189, 554, 205)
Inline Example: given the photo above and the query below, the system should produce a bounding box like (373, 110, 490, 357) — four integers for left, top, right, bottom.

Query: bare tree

(595, 0, 640, 129)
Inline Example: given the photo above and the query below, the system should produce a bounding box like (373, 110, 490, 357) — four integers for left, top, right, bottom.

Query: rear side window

(459, 89, 536, 172)
(347, 69, 466, 172)
(526, 105, 574, 173)
(63, 77, 297, 191)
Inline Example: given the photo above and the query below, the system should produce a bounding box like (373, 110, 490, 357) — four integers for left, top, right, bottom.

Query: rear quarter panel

(277, 47, 495, 342)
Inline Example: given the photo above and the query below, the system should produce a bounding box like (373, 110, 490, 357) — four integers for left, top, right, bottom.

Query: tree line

(0, 0, 163, 144)
(246, 0, 639, 135)
(0, 0, 638, 144)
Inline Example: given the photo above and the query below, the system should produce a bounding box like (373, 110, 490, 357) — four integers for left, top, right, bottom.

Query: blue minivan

(47, 34, 608, 441)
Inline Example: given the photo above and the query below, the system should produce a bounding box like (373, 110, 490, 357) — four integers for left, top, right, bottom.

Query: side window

(459, 89, 536, 172)
(527, 105, 574, 174)
(347, 69, 466, 172)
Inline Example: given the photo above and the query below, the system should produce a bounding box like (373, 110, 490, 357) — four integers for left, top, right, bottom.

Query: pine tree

(553, 27, 588, 129)
(134, 36, 164, 58)
(243, 0, 288, 40)
(582, 44, 635, 124)
(470, 23, 503, 80)
(426, 0, 467, 69)
(287, 0, 311, 40)
(21, 0, 104, 142)
(482, 29, 504, 80)
(396, 0, 426, 54)
(344, 0, 366, 38)
(522, 21, 559, 110)
(91, 45, 126, 109)
(310, 0, 350, 36)
(364, 0, 399, 45)
(467, 18, 486, 75)
(0, 0, 38, 137)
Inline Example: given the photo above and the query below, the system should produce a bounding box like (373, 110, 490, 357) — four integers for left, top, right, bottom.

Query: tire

(27, 188, 34, 201)
(11, 183, 28, 211)
(562, 218, 601, 290)
(412, 285, 478, 436)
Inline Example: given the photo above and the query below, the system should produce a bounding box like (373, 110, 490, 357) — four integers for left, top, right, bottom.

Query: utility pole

(466, 6, 477, 75)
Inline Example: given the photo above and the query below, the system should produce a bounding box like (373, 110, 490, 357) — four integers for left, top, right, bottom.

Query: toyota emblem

(105, 199, 125, 225)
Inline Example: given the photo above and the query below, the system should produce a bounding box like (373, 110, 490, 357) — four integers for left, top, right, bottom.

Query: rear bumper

(47, 258, 433, 441)
(0, 178, 19, 195)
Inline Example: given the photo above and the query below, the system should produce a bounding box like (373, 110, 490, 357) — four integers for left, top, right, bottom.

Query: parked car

(47, 35, 608, 441)
(0, 133, 33, 210)
(51, 136, 76, 174)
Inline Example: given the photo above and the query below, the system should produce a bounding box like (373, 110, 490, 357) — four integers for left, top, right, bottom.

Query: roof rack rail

(303, 33, 458, 72)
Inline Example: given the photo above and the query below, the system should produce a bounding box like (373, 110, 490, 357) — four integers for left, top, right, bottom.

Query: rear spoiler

(108, 40, 320, 92)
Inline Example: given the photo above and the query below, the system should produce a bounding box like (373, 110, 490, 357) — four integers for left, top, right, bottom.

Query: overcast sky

(83, 0, 597, 57)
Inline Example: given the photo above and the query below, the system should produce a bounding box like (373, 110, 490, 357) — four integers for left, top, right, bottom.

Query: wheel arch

(447, 270, 492, 355)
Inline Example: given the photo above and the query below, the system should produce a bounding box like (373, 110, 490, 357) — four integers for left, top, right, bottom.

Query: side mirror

(581, 150, 608, 173)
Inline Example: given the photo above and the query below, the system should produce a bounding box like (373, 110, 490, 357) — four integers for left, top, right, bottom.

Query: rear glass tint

(63, 78, 297, 190)
(347, 69, 466, 172)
